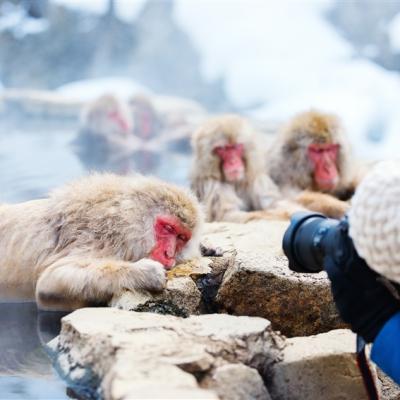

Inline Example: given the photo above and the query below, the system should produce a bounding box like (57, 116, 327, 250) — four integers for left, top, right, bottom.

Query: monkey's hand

(296, 191, 350, 219)
(130, 258, 167, 293)
(200, 242, 223, 257)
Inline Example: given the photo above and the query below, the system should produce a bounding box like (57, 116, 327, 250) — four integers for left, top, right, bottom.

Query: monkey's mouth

(162, 258, 176, 270)
(315, 177, 338, 191)
(225, 169, 244, 182)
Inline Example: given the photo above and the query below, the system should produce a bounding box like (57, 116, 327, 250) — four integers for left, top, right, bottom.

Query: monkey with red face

(129, 94, 163, 141)
(0, 174, 203, 311)
(190, 115, 299, 223)
(267, 110, 359, 218)
(75, 94, 139, 160)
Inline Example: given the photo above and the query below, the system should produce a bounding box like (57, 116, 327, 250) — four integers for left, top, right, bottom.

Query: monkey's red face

(308, 143, 340, 191)
(214, 143, 245, 182)
(150, 215, 192, 269)
(107, 110, 130, 135)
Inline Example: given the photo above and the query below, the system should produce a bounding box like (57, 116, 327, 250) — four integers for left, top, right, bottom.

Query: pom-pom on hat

(349, 161, 400, 283)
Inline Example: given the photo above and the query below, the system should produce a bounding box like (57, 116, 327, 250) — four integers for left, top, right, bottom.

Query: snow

(174, 0, 349, 107)
(51, 0, 146, 23)
(173, 0, 400, 160)
(56, 77, 151, 102)
(0, 2, 49, 38)
(388, 12, 400, 52)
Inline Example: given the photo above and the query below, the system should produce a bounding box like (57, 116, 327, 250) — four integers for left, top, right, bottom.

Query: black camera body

(282, 212, 355, 274)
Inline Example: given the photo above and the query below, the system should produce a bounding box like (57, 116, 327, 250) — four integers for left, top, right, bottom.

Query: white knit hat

(349, 161, 400, 283)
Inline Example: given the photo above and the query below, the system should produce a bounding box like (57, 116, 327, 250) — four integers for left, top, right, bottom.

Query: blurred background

(0, 0, 399, 203)
(0, 1, 400, 398)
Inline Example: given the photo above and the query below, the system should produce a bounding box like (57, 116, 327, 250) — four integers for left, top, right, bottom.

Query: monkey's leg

(295, 191, 350, 219)
(35, 257, 166, 311)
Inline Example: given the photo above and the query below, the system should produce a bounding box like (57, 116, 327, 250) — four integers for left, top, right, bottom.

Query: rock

(53, 308, 282, 400)
(202, 364, 272, 400)
(269, 329, 374, 400)
(52, 310, 381, 400)
(111, 220, 344, 337)
(377, 369, 400, 400)
(0, 89, 83, 121)
(110, 258, 212, 316)
(203, 220, 345, 337)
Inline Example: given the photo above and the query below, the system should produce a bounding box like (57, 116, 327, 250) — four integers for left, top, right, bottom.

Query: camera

(282, 211, 355, 273)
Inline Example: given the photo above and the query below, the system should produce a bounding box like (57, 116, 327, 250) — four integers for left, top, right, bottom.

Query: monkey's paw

(328, 202, 351, 219)
(131, 258, 167, 293)
(200, 243, 223, 257)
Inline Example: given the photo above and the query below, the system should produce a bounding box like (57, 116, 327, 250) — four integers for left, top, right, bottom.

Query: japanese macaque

(76, 94, 138, 154)
(191, 115, 301, 223)
(129, 94, 163, 141)
(267, 110, 359, 218)
(0, 174, 203, 311)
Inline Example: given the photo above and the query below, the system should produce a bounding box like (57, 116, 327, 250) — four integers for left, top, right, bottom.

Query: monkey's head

(280, 110, 351, 192)
(82, 94, 134, 140)
(141, 178, 204, 269)
(191, 115, 263, 184)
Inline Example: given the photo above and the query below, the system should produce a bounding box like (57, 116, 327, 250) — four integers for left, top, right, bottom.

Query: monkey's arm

(295, 190, 350, 219)
(35, 256, 166, 311)
(245, 175, 305, 221)
(251, 174, 282, 209)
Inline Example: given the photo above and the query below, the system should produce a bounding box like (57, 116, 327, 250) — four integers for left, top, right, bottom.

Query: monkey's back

(0, 199, 55, 299)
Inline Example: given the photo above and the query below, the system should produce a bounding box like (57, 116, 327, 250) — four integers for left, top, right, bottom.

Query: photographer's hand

(324, 225, 400, 343)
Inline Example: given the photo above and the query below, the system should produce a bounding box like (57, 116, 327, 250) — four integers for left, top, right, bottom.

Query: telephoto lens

(282, 211, 341, 273)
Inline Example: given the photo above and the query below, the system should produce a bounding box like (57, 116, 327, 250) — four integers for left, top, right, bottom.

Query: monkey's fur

(191, 115, 295, 223)
(0, 174, 203, 311)
(267, 110, 359, 218)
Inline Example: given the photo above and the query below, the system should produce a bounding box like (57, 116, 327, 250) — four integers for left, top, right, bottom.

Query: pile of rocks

(52, 309, 366, 400)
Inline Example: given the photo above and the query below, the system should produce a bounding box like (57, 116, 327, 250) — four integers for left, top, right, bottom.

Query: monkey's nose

(165, 249, 175, 259)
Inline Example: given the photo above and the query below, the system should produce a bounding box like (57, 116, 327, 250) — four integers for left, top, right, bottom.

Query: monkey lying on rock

(0, 174, 204, 311)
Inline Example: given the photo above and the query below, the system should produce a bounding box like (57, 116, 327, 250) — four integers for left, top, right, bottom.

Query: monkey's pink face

(107, 110, 131, 135)
(308, 143, 340, 191)
(150, 215, 192, 269)
(214, 143, 245, 182)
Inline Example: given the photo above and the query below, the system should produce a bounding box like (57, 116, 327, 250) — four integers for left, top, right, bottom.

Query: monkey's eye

(163, 224, 175, 234)
(178, 234, 188, 242)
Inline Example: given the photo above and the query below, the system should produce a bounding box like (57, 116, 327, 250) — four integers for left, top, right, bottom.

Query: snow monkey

(267, 110, 358, 218)
(76, 94, 138, 153)
(0, 174, 203, 311)
(129, 94, 163, 141)
(190, 114, 300, 223)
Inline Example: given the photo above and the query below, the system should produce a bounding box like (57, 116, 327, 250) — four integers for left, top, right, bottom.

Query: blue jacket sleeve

(371, 311, 400, 384)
